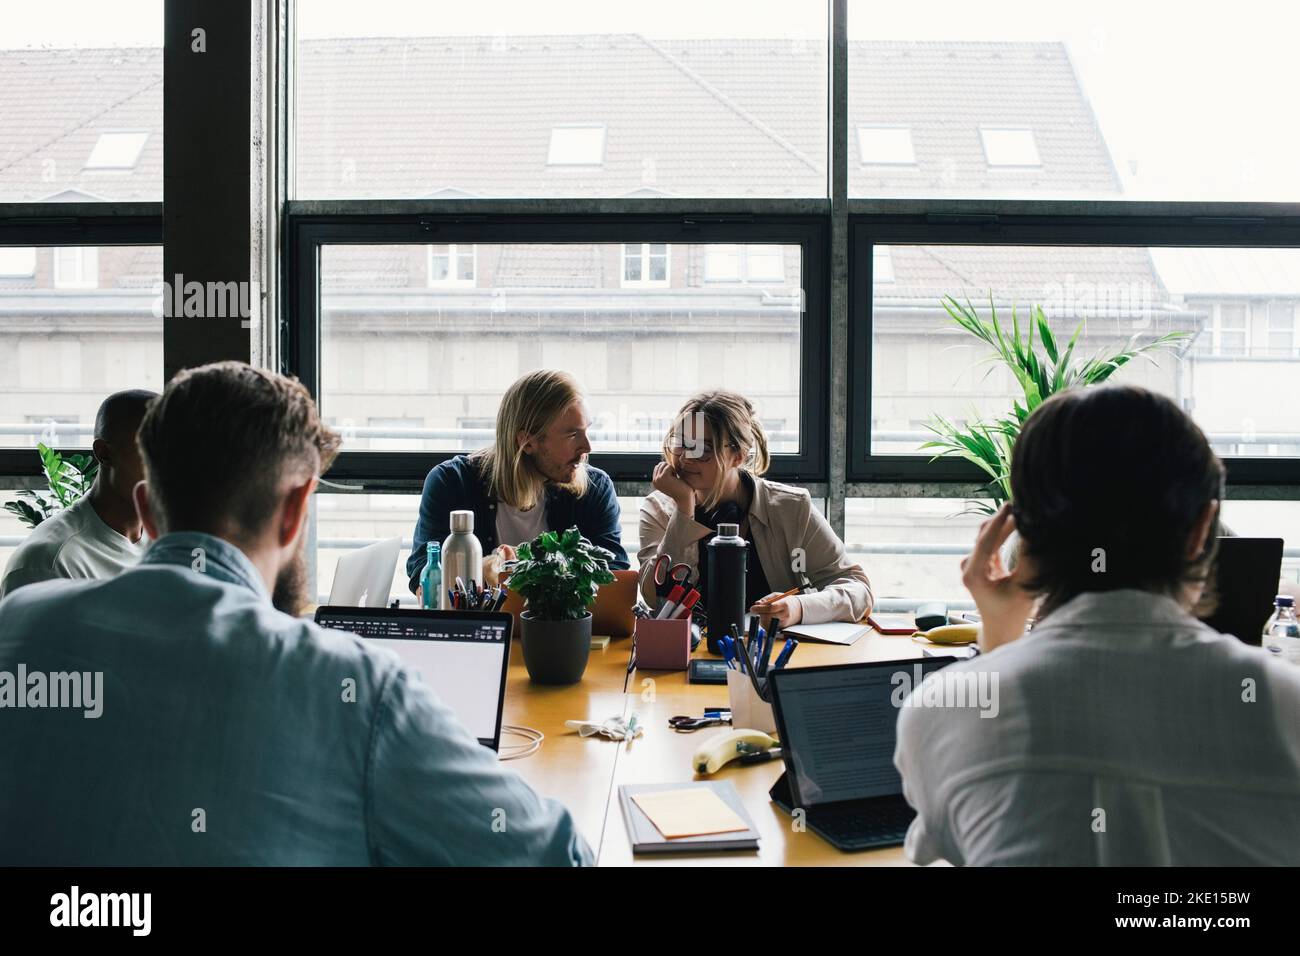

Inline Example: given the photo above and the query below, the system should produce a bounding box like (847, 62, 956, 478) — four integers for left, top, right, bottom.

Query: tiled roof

(0, 47, 162, 202)
(0, 37, 1120, 201)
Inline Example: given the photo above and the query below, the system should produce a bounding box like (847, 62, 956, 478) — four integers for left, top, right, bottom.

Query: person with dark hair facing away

(0, 361, 591, 865)
(895, 385, 1300, 866)
(1, 388, 157, 598)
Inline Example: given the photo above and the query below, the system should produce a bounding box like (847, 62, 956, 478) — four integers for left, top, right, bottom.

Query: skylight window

(858, 126, 915, 165)
(547, 126, 606, 166)
(85, 131, 150, 170)
(979, 128, 1041, 167)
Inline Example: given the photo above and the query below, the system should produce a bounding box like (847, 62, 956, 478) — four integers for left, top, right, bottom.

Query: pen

(719, 639, 736, 670)
(739, 748, 782, 766)
(754, 587, 800, 607)
(773, 637, 799, 670)
(762, 620, 781, 676)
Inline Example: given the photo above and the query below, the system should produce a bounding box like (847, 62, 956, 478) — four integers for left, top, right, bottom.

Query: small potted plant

(507, 527, 616, 685)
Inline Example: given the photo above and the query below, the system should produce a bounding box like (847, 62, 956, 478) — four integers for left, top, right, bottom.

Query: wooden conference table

(501, 625, 933, 866)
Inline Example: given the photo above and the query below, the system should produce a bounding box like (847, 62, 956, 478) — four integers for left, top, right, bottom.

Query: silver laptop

(313, 607, 513, 750)
(327, 537, 401, 608)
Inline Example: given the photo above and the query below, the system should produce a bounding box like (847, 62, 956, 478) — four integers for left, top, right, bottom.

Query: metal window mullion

(826, 0, 849, 536)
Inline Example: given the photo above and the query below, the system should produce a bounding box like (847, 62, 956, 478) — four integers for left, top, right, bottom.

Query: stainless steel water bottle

(440, 510, 483, 609)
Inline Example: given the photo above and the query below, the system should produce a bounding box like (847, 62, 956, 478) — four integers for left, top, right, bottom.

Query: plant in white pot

(508, 527, 616, 685)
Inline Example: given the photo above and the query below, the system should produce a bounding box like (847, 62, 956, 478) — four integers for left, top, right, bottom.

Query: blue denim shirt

(0, 531, 592, 866)
(406, 455, 631, 592)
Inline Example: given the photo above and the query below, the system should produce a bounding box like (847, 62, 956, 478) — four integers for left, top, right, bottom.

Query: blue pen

(753, 626, 767, 673)
(719, 637, 736, 670)
(773, 638, 799, 670)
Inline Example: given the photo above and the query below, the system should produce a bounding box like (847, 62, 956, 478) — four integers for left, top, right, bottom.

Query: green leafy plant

(507, 526, 616, 622)
(922, 294, 1189, 515)
(3, 443, 99, 529)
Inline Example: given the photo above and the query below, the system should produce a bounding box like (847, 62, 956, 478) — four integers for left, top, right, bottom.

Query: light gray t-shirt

(0, 495, 142, 598)
(495, 501, 547, 549)
(894, 589, 1300, 866)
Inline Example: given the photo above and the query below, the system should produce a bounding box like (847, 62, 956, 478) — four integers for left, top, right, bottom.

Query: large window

(849, 220, 1300, 485)
(293, 0, 828, 199)
(862, 243, 1300, 460)
(317, 239, 804, 457)
(282, 2, 1300, 613)
(290, 217, 827, 481)
(846, 0, 1300, 202)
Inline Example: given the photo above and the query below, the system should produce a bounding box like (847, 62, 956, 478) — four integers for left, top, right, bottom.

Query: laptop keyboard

(808, 799, 916, 849)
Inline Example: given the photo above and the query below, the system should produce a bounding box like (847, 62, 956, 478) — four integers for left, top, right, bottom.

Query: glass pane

(846, 498, 1300, 607)
(456, 249, 475, 282)
(845, 498, 985, 608)
(313, 493, 423, 605)
(0, 245, 163, 448)
(869, 245, 1300, 458)
(294, 0, 828, 199)
(0, 1, 163, 202)
(847, 0, 1300, 201)
(319, 242, 802, 454)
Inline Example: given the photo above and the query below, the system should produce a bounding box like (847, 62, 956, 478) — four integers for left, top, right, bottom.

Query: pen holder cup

(727, 669, 777, 735)
(633, 614, 692, 671)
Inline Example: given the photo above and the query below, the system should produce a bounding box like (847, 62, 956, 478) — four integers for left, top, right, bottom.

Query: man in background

(0, 389, 156, 598)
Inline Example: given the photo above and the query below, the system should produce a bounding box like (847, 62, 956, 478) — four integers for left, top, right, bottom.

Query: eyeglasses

(667, 439, 736, 463)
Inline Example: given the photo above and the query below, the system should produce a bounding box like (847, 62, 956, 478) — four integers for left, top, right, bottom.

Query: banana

(692, 729, 778, 775)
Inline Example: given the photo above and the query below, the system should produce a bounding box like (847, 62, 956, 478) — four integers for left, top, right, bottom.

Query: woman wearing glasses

(638, 390, 873, 627)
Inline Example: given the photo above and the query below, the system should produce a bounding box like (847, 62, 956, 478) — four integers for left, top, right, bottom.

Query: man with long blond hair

(407, 370, 629, 594)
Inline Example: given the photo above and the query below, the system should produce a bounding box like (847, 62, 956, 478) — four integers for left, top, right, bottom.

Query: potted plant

(922, 294, 1189, 516)
(3, 443, 99, 529)
(507, 527, 616, 685)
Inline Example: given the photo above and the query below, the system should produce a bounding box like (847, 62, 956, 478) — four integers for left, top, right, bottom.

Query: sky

(1, 0, 1297, 200)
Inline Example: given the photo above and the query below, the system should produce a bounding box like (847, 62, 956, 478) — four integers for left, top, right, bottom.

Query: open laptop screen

(314, 607, 511, 751)
(770, 658, 952, 807)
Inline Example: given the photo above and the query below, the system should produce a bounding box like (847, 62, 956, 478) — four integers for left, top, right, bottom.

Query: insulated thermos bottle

(440, 510, 483, 609)
(705, 522, 747, 654)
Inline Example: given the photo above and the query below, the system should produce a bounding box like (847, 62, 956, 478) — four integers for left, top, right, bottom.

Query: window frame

(283, 206, 830, 484)
(847, 206, 1300, 488)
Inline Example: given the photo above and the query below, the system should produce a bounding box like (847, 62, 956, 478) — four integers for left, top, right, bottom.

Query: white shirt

(494, 501, 547, 549)
(895, 589, 1300, 866)
(0, 495, 143, 599)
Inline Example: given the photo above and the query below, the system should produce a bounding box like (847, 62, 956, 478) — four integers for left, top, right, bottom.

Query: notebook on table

(618, 781, 759, 854)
